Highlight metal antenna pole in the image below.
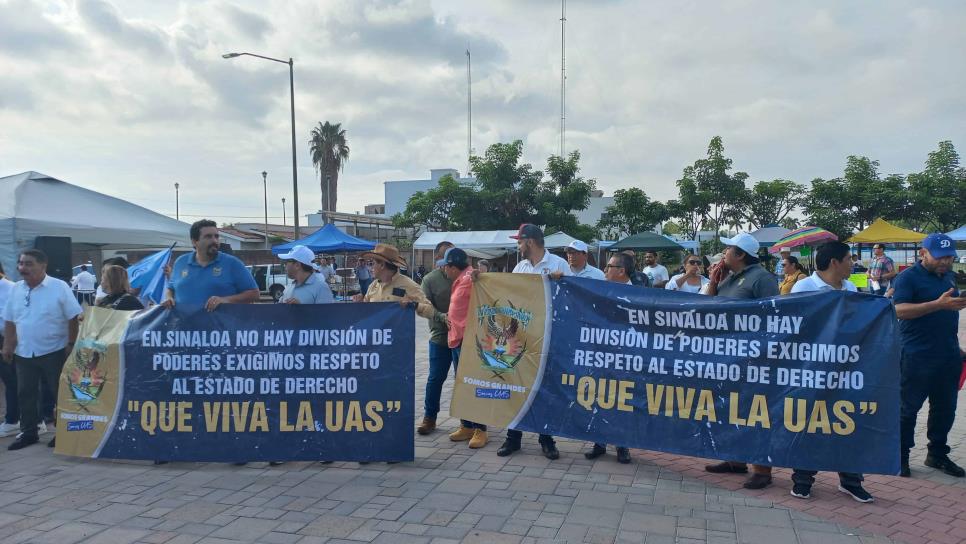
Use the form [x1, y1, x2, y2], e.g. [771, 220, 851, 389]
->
[560, 0, 567, 158]
[467, 48, 472, 176]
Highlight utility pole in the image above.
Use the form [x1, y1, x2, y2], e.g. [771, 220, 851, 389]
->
[262, 171, 269, 250]
[560, 0, 567, 158]
[282, 197, 286, 225]
[467, 48, 472, 176]
[174, 182, 180, 221]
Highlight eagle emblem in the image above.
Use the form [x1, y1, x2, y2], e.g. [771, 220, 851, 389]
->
[475, 301, 529, 379]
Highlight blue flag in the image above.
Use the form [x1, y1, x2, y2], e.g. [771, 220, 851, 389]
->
[127, 245, 174, 305]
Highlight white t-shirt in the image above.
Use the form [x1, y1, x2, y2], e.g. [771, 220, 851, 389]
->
[642, 264, 670, 285]
[72, 270, 96, 291]
[665, 273, 710, 294]
[790, 272, 857, 293]
[2, 275, 83, 357]
[513, 250, 571, 276]
[571, 264, 606, 280]
[0, 277, 14, 329]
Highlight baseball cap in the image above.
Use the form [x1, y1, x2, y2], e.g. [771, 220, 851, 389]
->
[779, 247, 791, 253]
[565, 240, 589, 253]
[922, 233, 957, 258]
[510, 223, 544, 242]
[278, 245, 320, 271]
[719, 232, 759, 257]
[436, 247, 469, 268]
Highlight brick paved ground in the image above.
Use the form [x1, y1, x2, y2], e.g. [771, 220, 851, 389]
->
[0, 314, 963, 544]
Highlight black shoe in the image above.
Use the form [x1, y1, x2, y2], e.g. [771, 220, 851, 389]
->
[496, 440, 520, 457]
[742, 473, 772, 490]
[705, 461, 748, 474]
[319, 461, 333, 464]
[899, 460, 910, 477]
[616, 447, 631, 464]
[153, 460, 169, 465]
[584, 444, 606, 460]
[839, 483, 874, 503]
[790, 483, 811, 499]
[269, 462, 285, 466]
[232, 462, 248, 466]
[47, 437, 55, 448]
[924, 454, 966, 477]
[8, 435, 38, 450]
[541, 442, 560, 460]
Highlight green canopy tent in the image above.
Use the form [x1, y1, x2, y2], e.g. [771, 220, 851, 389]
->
[608, 232, 685, 251]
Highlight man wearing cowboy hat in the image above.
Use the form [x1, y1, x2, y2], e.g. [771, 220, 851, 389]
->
[278, 245, 334, 304]
[353, 244, 445, 325]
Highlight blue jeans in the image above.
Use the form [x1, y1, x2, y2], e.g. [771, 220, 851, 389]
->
[424, 342, 456, 419]
[452, 346, 485, 430]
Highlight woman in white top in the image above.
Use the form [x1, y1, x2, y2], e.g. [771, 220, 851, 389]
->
[666, 254, 710, 294]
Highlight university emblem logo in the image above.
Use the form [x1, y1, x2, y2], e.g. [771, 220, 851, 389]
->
[66, 338, 108, 406]
[474, 301, 532, 378]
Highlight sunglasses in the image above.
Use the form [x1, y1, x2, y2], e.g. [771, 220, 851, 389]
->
[686, 260, 702, 265]
[604, 264, 622, 269]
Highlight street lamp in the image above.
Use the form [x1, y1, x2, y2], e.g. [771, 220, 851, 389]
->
[174, 182, 180, 221]
[223, 51, 301, 238]
[262, 171, 269, 250]
[282, 197, 286, 225]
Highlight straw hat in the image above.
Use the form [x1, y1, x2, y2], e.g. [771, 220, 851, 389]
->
[362, 243, 408, 269]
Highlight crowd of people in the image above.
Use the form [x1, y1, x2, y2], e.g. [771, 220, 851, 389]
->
[1, 218, 963, 506]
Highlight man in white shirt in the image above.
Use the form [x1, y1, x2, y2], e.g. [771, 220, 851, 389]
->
[564, 240, 605, 280]
[317, 256, 336, 283]
[2, 249, 82, 450]
[71, 265, 96, 305]
[500, 224, 570, 460]
[642, 251, 670, 288]
[786, 241, 872, 503]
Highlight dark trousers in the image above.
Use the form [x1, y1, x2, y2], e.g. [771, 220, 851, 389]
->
[0, 359, 20, 424]
[900, 358, 960, 458]
[506, 429, 554, 445]
[792, 469, 863, 488]
[16, 349, 65, 439]
[424, 342, 455, 419]
[451, 346, 485, 430]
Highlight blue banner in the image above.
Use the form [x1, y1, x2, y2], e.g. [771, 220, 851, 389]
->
[89, 302, 414, 462]
[512, 277, 900, 475]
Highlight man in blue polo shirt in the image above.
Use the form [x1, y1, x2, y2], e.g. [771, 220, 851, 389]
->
[893, 233, 966, 478]
[163, 219, 259, 310]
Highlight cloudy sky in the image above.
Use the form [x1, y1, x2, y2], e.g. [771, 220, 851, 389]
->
[1, 0, 964, 226]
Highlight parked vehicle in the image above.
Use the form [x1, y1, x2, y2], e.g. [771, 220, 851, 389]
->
[248, 264, 293, 302]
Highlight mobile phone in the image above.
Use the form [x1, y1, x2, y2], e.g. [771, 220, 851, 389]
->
[392, 287, 407, 298]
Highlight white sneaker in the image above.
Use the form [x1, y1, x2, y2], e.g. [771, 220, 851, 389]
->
[0, 421, 20, 437]
[38, 421, 50, 434]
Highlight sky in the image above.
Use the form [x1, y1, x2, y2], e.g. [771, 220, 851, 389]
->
[1, 0, 964, 226]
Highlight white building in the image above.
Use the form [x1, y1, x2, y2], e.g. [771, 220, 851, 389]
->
[384, 168, 474, 217]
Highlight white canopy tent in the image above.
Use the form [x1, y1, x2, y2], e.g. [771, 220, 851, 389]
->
[1, 171, 192, 280]
[413, 230, 519, 251]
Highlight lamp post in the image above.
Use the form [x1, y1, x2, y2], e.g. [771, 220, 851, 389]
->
[262, 171, 269, 250]
[282, 197, 286, 225]
[174, 182, 180, 220]
[223, 51, 300, 238]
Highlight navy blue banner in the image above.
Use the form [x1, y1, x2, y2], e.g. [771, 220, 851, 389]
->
[95, 303, 414, 462]
[514, 277, 900, 475]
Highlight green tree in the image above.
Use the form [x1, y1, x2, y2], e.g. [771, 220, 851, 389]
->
[668, 171, 710, 241]
[842, 155, 906, 230]
[907, 141, 966, 232]
[391, 175, 475, 231]
[596, 188, 670, 240]
[693, 136, 749, 234]
[804, 177, 854, 240]
[538, 151, 598, 241]
[309, 121, 350, 212]
[737, 179, 806, 230]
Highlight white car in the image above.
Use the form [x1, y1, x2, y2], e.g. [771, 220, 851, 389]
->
[247, 264, 294, 302]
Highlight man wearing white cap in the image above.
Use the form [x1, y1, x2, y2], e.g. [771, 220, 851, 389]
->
[704, 231, 780, 489]
[278, 245, 334, 304]
[564, 240, 605, 280]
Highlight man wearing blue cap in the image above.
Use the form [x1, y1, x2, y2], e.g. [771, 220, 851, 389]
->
[893, 233, 966, 478]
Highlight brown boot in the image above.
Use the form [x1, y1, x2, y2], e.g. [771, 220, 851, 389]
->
[449, 426, 475, 442]
[416, 417, 436, 435]
[468, 429, 488, 449]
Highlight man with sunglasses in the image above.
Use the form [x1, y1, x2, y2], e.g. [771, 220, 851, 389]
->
[2, 249, 82, 450]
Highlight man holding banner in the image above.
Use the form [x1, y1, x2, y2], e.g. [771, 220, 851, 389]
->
[418, 241, 455, 436]
[163, 220, 258, 310]
[788, 241, 873, 502]
[498, 223, 570, 460]
[704, 232, 780, 489]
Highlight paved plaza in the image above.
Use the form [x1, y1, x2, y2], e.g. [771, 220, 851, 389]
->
[0, 315, 964, 544]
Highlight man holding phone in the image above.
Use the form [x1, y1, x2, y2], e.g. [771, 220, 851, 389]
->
[352, 243, 444, 324]
[893, 233, 966, 478]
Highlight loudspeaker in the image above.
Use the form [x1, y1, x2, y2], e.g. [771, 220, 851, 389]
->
[34, 236, 72, 282]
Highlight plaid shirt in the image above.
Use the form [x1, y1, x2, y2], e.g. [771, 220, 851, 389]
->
[868, 255, 895, 281]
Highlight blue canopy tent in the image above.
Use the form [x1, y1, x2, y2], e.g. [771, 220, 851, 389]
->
[946, 225, 966, 241]
[271, 223, 375, 254]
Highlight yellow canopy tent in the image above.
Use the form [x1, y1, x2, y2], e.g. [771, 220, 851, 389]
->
[848, 218, 926, 244]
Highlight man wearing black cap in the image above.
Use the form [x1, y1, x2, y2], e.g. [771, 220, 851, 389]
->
[894, 233, 966, 478]
[498, 223, 570, 460]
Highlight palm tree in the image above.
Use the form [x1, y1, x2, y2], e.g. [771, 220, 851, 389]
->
[308, 121, 350, 212]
